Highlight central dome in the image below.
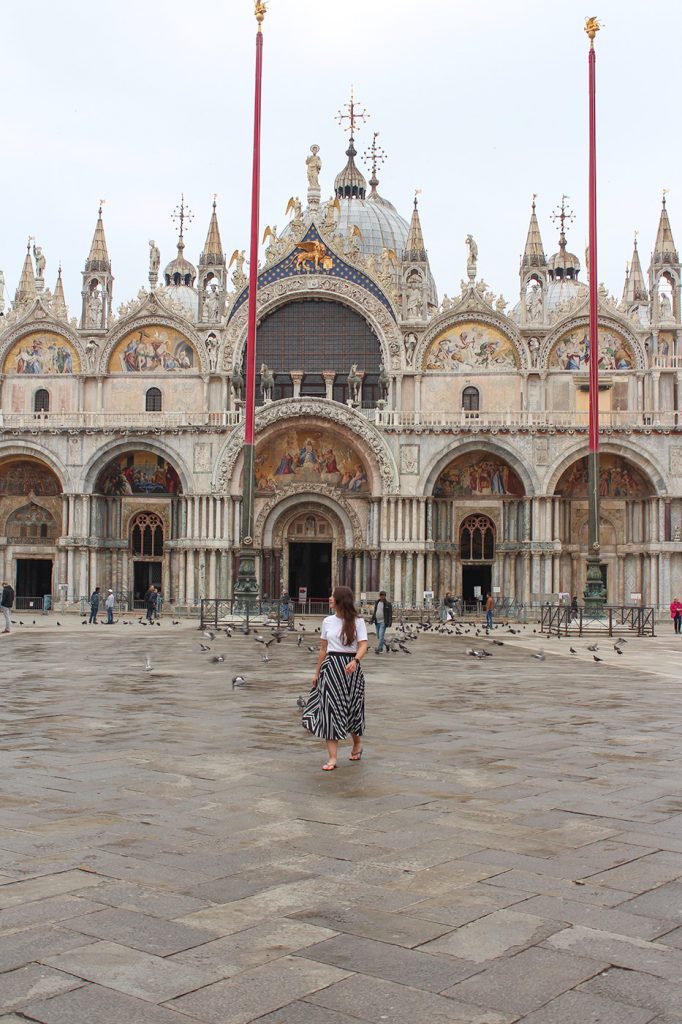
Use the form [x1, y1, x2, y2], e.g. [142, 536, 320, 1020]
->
[323, 193, 410, 257]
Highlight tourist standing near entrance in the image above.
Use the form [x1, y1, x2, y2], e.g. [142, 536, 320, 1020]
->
[671, 597, 682, 634]
[145, 585, 157, 623]
[371, 590, 392, 652]
[105, 589, 115, 624]
[1, 581, 14, 634]
[89, 587, 100, 624]
[485, 592, 494, 629]
[305, 586, 368, 771]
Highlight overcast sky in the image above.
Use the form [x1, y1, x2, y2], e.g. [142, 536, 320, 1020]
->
[1, 0, 677, 316]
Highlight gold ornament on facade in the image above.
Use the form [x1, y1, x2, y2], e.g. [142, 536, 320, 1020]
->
[294, 240, 333, 273]
[584, 16, 601, 44]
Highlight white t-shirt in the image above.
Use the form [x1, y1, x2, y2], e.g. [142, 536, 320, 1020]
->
[321, 614, 368, 653]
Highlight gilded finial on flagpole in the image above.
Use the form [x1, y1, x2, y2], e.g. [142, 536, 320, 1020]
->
[255, 1, 267, 30]
[585, 16, 601, 47]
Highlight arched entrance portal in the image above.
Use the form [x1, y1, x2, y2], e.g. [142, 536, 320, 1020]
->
[130, 511, 165, 603]
[460, 514, 496, 602]
[286, 511, 333, 601]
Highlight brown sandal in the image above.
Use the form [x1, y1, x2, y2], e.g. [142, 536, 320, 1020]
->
[349, 749, 363, 761]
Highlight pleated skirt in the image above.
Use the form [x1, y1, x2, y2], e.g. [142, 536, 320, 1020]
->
[303, 652, 365, 740]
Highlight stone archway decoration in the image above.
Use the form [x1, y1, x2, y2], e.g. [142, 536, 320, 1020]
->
[213, 398, 400, 495]
[273, 503, 346, 550]
[99, 301, 208, 375]
[254, 484, 364, 549]
[541, 313, 646, 372]
[0, 319, 84, 375]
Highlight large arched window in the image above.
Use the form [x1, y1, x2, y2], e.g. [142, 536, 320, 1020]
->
[246, 299, 383, 405]
[462, 386, 479, 412]
[460, 514, 495, 561]
[34, 389, 50, 414]
[145, 387, 162, 412]
[131, 512, 164, 556]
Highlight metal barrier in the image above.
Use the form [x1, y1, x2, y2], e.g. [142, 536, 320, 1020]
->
[15, 595, 51, 612]
[200, 598, 289, 630]
[541, 605, 655, 637]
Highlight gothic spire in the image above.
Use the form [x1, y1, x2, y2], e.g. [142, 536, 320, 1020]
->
[52, 265, 68, 318]
[85, 202, 111, 273]
[15, 240, 36, 304]
[403, 191, 427, 262]
[200, 198, 225, 264]
[623, 233, 648, 305]
[521, 195, 547, 269]
[652, 192, 679, 266]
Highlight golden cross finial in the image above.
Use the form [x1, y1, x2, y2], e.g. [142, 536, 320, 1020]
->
[551, 194, 575, 239]
[171, 193, 194, 241]
[362, 131, 386, 177]
[336, 86, 369, 139]
[27, 235, 34, 252]
[98, 198, 105, 216]
[414, 187, 422, 209]
[531, 192, 538, 210]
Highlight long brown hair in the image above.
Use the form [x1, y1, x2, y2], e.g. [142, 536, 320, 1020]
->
[333, 585, 358, 647]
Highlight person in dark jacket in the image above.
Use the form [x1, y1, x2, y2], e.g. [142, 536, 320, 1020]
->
[145, 585, 158, 622]
[89, 587, 100, 624]
[1, 581, 14, 634]
[370, 590, 393, 653]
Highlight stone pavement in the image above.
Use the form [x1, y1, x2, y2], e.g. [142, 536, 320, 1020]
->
[2, 615, 682, 1022]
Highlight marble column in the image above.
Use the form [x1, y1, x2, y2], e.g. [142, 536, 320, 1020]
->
[186, 549, 195, 606]
[322, 372, 336, 400]
[291, 371, 303, 399]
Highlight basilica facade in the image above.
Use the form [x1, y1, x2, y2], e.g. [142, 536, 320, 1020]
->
[0, 131, 680, 612]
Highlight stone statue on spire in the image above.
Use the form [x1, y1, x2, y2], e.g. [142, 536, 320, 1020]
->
[148, 240, 160, 289]
[306, 145, 321, 190]
[465, 234, 478, 282]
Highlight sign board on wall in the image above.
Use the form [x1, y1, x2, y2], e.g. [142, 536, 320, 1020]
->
[298, 587, 307, 603]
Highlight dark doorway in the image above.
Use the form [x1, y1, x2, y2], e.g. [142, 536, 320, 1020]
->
[133, 562, 162, 604]
[461, 564, 492, 603]
[600, 563, 608, 600]
[15, 559, 52, 604]
[288, 543, 332, 601]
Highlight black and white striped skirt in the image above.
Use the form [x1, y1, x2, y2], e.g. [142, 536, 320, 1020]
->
[303, 652, 365, 740]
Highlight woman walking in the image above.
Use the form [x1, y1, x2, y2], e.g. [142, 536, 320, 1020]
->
[306, 586, 368, 771]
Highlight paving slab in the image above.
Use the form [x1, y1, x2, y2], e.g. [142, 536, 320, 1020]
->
[6, 624, 682, 1022]
[0, 964, 84, 1014]
[515, 988, 656, 1023]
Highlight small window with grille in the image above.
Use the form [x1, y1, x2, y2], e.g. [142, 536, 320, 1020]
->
[462, 386, 480, 412]
[145, 387, 162, 412]
[34, 389, 50, 413]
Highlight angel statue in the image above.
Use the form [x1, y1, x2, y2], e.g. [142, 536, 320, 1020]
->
[148, 240, 160, 279]
[230, 365, 244, 403]
[347, 363, 362, 405]
[33, 243, 46, 280]
[229, 249, 247, 289]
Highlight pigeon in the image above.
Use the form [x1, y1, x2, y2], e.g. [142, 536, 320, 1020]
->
[156, 621, 161, 627]
[262, 652, 270, 663]
[307, 645, 317, 653]
[532, 650, 546, 661]
[144, 655, 152, 673]
[296, 695, 306, 710]
[57, 621, 62, 626]
[32, 619, 36, 626]
[199, 643, 211, 652]
[224, 627, 233, 637]
[212, 655, 225, 663]
[254, 634, 265, 643]
[172, 619, 180, 625]
[467, 648, 488, 659]
[232, 675, 246, 689]
[570, 647, 577, 654]
[593, 655, 603, 663]
[615, 647, 624, 655]
[297, 635, 303, 647]
[203, 630, 216, 641]
[81, 619, 87, 625]
[492, 639, 504, 646]
[587, 644, 599, 652]
[615, 637, 627, 644]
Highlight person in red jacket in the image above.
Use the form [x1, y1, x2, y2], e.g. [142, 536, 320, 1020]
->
[670, 598, 682, 634]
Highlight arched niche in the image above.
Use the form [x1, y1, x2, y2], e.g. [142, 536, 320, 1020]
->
[3, 331, 80, 374]
[108, 326, 197, 373]
[253, 424, 371, 496]
[433, 451, 525, 498]
[423, 320, 520, 372]
[0, 457, 62, 497]
[95, 451, 182, 496]
[6, 502, 59, 542]
[554, 454, 654, 499]
[549, 326, 635, 371]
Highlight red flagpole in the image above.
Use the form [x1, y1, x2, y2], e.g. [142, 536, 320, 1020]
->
[588, 40, 599, 453]
[244, 8, 264, 449]
[584, 17, 605, 612]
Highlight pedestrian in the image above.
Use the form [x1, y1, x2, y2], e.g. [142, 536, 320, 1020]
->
[443, 591, 456, 622]
[105, 588, 115, 624]
[1, 580, 15, 634]
[89, 587, 100, 624]
[281, 591, 290, 623]
[570, 595, 579, 621]
[370, 589, 392, 652]
[485, 592, 494, 629]
[144, 584, 157, 623]
[670, 597, 682, 635]
[305, 585, 368, 771]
